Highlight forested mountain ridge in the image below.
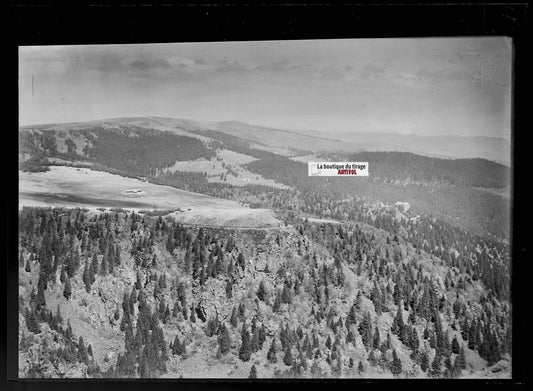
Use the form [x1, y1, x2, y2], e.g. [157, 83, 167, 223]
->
[18, 207, 511, 378]
[345, 152, 509, 189]
[19, 125, 217, 177]
[243, 155, 510, 240]
[18, 122, 510, 240]
[19, 121, 510, 190]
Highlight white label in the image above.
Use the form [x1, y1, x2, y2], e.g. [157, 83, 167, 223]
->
[308, 162, 369, 177]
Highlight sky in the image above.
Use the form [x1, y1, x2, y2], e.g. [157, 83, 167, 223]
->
[19, 38, 512, 139]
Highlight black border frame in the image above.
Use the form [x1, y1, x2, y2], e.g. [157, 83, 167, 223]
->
[4, 1, 531, 390]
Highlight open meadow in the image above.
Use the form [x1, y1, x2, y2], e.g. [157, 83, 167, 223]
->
[19, 166, 281, 228]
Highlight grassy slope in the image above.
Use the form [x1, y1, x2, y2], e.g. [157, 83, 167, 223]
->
[19, 166, 281, 228]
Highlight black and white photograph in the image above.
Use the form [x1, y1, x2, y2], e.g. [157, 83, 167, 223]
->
[17, 37, 512, 379]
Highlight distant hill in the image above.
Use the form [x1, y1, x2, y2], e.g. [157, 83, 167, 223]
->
[20, 117, 511, 165]
[211, 123, 511, 166]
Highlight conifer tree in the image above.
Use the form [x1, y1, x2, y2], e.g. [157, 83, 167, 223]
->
[299, 347, 308, 371]
[237, 252, 245, 270]
[391, 349, 403, 375]
[70, 250, 81, 277]
[225, 279, 233, 299]
[259, 324, 266, 348]
[238, 302, 245, 320]
[373, 327, 381, 350]
[346, 304, 357, 327]
[251, 327, 260, 353]
[392, 303, 405, 337]
[431, 353, 442, 377]
[139, 351, 150, 378]
[100, 253, 108, 276]
[230, 306, 239, 328]
[115, 245, 121, 266]
[239, 324, 252, 362]
[368, 350, 376, 366]
[218, 323, 231, 354]
[187, 304, 195, 323]
[25, 307, 41, 334]
[78, 336, 89, 363]
[273, 292, 281, 313]
[55, 304, 63, 325]
[420, 350, 429, 372]
[267, 338, 278, 363]
[108, 248, 114, 275]
[457, 344, 466, 370]
[81, 233, 88, 254]
[360, 312, 373, 349]
[36, 274, 47, 311]
[38, 234, 53, 282]
[63, 277, 72, 300]
[257, 280, 267, 302]
[171, 335, 180, 356]
[227, 259, 234, 277]
[444, 355, 453, 376]
[372, 284, 383, 315]
[249, 364, 258, 379]
[91, 252, 99, 276]
[283, 344, 293, 366]
[205, 317, 218, 337]
[451, 335, 460, 354]
[334, 353, 343, 377]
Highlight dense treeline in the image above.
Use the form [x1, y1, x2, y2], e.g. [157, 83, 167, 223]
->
[19, 208, 510, 378]
[18, 207, 115, 377]
[189, 129, 283, 160]
[153, 171, 210, 192]
[284, 217, 510, 373]
[19, 126, 217, 177]
[279, 195, 510, 303]
[243, 156, 509, 239]
[19, 154, 50, 172]
[246, 152, 510, 191]
[19, 131, 59, 157]
[343, 152, 510, 189]
[80, 127, 216, 176]
[18, 208, 249, 378]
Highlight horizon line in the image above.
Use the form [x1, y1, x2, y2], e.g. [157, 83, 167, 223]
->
[19, 115, 511, 141]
